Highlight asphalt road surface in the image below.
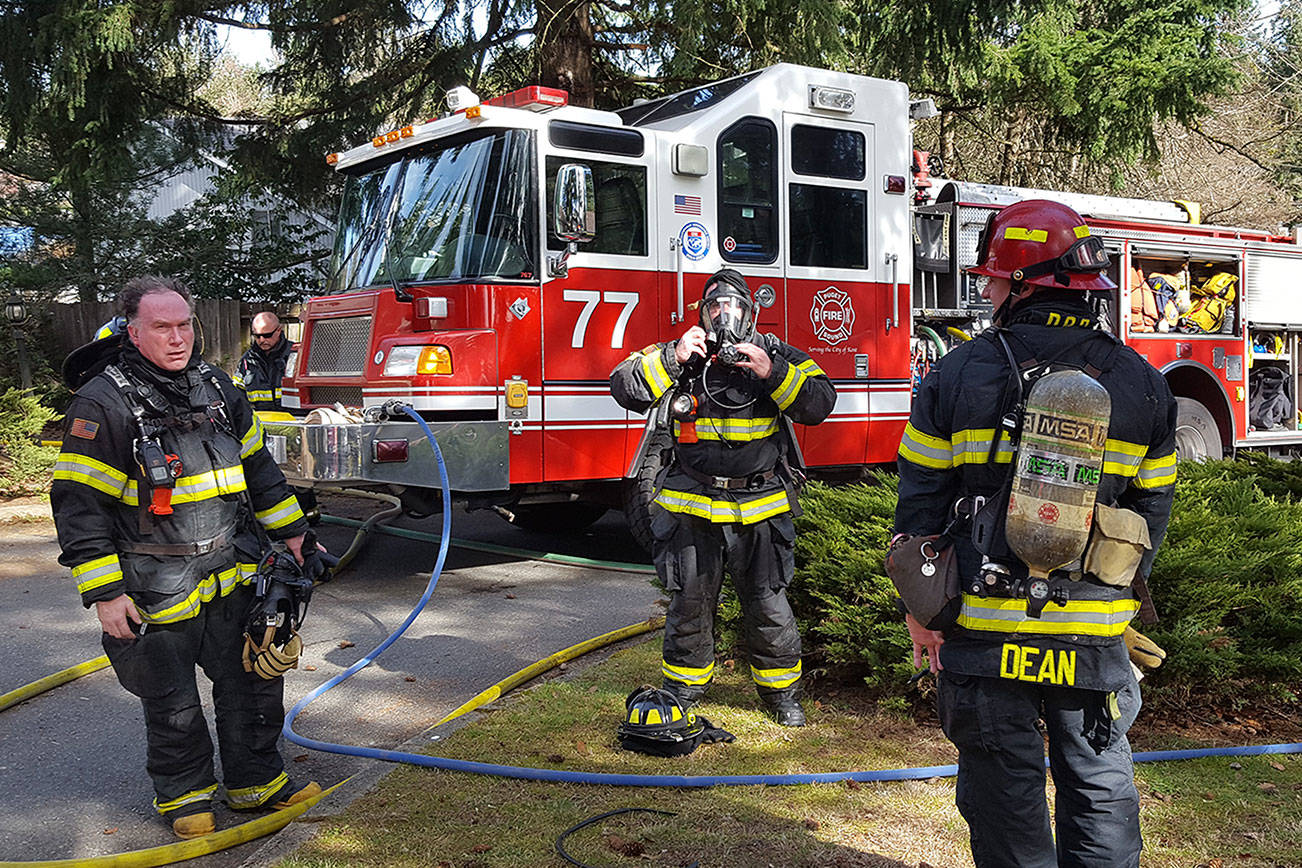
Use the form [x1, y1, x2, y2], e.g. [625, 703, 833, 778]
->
[0, 496, 662, 866]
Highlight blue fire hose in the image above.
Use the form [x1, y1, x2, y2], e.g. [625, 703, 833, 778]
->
[283, 404, 1302, 785]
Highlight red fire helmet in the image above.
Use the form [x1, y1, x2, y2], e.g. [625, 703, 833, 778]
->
[969, 199, 1116, 292]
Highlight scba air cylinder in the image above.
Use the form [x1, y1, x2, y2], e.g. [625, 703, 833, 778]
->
[1005, 370, 1111, 580]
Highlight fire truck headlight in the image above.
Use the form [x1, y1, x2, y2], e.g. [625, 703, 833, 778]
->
[284, 350, 298, 378]
[383, 345, 453, 377]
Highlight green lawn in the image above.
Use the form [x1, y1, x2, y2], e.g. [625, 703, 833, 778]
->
[274, 637, 1301, 867]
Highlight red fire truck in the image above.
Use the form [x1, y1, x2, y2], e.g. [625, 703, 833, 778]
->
[267, 63, 1302, 542]
[912, 180, 1302, 464]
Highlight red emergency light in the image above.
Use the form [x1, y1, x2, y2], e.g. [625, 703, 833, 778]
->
[485, 86, 569, 111]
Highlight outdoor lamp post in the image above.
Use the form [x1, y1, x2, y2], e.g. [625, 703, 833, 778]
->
[4, 292, 32, 390]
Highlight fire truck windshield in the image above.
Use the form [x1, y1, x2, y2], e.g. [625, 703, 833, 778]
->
[328, 129, 537, 292]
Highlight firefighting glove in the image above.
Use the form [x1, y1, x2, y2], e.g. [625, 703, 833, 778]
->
[1123, 626, 1167, 670]
[298, 531, 337, 585]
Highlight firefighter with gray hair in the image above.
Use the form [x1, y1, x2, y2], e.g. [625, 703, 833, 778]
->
[892, 200, 1178, 866]
[611, 268, 835, 726]
[51, 276, 324, 839]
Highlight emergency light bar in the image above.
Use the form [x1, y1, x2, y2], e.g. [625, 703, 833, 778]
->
[485, 86, 569, 111]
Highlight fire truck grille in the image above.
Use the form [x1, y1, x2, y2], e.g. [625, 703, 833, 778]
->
[306, 316, 372, 375]
[308, 386, 364, 407]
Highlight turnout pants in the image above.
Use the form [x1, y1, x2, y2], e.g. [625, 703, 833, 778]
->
[937, 671, 1143, 868]
[102, 584, 289, 816]
[652, 509, 801, 698]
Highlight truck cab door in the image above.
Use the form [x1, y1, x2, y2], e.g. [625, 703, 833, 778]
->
[540, 144, 658, 482]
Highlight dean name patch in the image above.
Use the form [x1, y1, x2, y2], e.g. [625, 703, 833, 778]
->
[999, 643, 1077, 686]
[69, 418, 100, 440]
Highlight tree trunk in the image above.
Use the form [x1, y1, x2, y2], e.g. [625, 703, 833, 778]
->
[535, 0, 595, 107]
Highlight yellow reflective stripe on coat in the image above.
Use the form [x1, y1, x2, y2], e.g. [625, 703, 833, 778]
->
[1102, 438, 1146, 477]
[232, 370, 247, 388]
[139, 563, 258, 624]
[678, 416, 778, 442]
[663, 659, 714, 686]
[956, 594, 1140, 637]
[155, 784, 219, 814]
[1135, 450, 1177, 488]
[654, 488, 791, 524]
[72, 553, 124, 594]
[226, 771, 290, 809]
[952, 428, 1014, 465]
[770, 362, 811, 411]
[53, 453, 129, 498]
[245, 389, 277, 403]
[897, 422, 954, 469]
[119, 464, 248, 508]
[240, 416, 265, 458]
[750, 660, 801, 689]
[640, 349, 673, 400]
[256, 494, 305, 530]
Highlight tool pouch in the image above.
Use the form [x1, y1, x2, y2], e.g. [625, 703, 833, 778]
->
[885, 532, 962, 630]
[1083, 504, 1151, 587]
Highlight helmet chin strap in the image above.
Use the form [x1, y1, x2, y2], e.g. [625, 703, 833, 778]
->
[992, 280, 1030, 327]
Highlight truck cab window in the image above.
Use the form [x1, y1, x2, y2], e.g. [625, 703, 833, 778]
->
[545, 158, 647, 256]
[717, 119, 778, 263]
[791, 125, 865, 180]
[789, 185, 867, 268]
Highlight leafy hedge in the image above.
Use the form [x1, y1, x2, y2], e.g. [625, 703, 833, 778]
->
[0, 388, 56, 497]
[715, 460, 1302, 707]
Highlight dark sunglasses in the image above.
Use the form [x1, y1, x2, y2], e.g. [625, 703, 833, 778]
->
[252, 327, 281, 338]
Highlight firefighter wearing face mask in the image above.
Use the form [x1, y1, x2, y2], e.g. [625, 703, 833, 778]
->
[610, 268, 835, 726]
[894, 200, 1178, 866]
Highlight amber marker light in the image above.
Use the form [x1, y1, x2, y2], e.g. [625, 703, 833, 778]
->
[417, 346, 453, 375]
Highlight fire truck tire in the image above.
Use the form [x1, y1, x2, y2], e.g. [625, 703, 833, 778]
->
[511, 503, 609, 534]
[1174, 397, 1223, 462]
[622, 429, 672, 553]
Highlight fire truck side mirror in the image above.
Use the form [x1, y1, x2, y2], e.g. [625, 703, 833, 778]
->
[554, 164, 596, 244]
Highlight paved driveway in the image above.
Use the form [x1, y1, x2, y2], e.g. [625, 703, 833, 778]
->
[0, 500, 661, 865]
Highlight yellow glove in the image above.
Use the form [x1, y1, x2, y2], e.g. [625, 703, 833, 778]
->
[1123, 626, 1167, 670]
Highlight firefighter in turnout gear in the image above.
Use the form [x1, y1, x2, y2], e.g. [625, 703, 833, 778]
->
[51, 277, 322, 839]
[894, 200, 1178, 866]
[234, 311, 294, 411]
[610, 269, 835, 727]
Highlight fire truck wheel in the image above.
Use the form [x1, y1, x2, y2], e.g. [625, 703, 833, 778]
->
[511, 503, 609, 534]
[1174, 397, 1222, 462]
[622, 430, 672, 553]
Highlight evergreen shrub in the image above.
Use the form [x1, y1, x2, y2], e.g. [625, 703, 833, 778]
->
[0, 388, 57, 496]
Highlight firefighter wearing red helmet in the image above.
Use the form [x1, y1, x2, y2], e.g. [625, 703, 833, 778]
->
[610, 268, 835, 726]
[893, 200, 1179, 865]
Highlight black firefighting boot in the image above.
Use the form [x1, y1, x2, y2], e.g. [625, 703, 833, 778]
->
[660, 680, 706, 709]
[762, 690, 806, 727]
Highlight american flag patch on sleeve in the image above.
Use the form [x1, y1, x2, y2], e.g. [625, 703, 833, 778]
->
[69, 418, 100, 440]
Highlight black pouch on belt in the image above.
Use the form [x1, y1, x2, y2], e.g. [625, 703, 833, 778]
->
[885, 530, 962, 630]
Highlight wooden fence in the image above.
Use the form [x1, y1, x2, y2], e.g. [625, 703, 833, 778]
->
[50, 300, 292, 372]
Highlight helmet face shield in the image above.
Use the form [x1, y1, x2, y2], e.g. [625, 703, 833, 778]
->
[1056, 235, 1110, 273]
[705, 295, 753, 343]
[700, 269, 756, 344]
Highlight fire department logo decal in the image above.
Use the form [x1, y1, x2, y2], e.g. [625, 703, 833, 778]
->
[678, 222, 710, 261]
[810, 286, 855, 345]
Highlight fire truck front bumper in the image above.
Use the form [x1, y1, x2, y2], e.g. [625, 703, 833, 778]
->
[261, 418, 509, 492]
